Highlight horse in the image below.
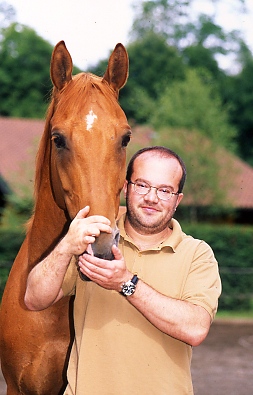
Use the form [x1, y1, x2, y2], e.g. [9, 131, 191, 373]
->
[0, 40, 130, 395]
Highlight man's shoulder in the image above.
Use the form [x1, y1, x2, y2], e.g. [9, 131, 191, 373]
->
[179, 231, 215, 258]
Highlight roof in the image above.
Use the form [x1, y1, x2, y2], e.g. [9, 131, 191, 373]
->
[226, 153, 253, 209]
[0, 117, 44, 196]
[0, 118, 253, 209]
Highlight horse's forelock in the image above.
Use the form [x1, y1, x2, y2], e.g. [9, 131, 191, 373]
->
[59, 73, 117, 114]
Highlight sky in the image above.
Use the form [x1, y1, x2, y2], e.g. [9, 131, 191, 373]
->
[7, 0, 253, 72]
[8, 0, 135, 70]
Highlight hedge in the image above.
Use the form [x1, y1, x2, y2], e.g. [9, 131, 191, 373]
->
[0, 228, 25, 297]
[1, 224, 253, 311]
[181, 222, 253, 310]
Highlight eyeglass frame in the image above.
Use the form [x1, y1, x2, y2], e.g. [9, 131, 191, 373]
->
[128, 180, 179, 201]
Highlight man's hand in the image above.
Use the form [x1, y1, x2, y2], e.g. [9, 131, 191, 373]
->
[24, 206, 113, 310]
[63, 206, 113, 256]
[78, 245, 132, 292]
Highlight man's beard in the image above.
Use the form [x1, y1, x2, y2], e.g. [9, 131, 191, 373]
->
[125, 196, 172, 235]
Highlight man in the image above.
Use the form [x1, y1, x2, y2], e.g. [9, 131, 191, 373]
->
[25, 146, 221, 395]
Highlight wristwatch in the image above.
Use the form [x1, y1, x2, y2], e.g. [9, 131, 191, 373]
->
[121, 274, 139, 297]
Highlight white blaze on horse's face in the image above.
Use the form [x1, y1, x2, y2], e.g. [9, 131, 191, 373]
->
[85, 109, 98, 131]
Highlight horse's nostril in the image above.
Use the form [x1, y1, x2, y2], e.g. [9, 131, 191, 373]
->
[114, 228, 120, 247]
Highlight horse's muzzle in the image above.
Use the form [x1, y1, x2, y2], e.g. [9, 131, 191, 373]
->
[91, 225, 120, 260]
[78, 226, 120, 281]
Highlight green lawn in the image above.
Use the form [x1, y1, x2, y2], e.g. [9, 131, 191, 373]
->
[216, 310, 253, 320]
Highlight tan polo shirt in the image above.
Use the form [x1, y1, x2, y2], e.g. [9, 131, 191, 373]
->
[62, 216, 221, 395]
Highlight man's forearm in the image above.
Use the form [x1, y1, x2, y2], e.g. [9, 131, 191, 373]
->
[127, 280, 211, 347]
[24, 240, 72, 311]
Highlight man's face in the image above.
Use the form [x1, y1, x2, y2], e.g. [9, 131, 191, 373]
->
[124, 153, 183, 235]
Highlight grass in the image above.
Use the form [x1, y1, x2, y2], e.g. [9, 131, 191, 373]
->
[216, 310, 253, 320]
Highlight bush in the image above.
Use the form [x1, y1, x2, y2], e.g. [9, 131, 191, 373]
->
[0, 228, 25, 297]
[181, 222, 253, 311]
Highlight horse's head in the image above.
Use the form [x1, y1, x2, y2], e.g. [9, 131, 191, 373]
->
[48, 41, 131, 259]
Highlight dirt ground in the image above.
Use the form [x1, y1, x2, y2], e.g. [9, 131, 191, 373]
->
[0, 319, 252, 395]
[192, 319, 253, 395]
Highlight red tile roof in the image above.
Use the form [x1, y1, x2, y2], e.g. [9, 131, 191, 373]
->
[226, 154, 253, 209]
[0, 117, 44, 196]
[1, 118, 253, 209]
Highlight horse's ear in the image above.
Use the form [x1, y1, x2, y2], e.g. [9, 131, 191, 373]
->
[50, 41, 73, 91]
[103, 43, 129, 96]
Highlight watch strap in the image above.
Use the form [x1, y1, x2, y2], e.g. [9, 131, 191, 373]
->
[131, 274, 139, 285]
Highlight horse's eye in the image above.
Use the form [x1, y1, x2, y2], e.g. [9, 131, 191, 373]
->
[52, 133, 66, 149]
[122, 133, 131, 148]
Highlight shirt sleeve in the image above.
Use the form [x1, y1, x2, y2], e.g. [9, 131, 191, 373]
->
[62, 255, 78, 296]
[181, 240, 222, 321]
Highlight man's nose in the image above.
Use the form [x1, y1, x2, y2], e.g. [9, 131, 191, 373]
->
[144, 187, 159, 202]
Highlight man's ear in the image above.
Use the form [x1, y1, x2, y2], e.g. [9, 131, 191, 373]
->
[176, 193, 184, 208]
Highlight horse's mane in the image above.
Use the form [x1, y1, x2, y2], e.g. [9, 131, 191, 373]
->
[32, 73, 117, 209]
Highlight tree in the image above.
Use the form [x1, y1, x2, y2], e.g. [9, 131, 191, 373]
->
[152, 127, 235, 222]
[121, 33, 187, 122]
[227, 58, 253, 165]
[149, 68, 237, 151]
[90, 32, 186, 123]
[130, 0, 193, 46]
[0, 22, 82, 118]
[130, 0, 246, 50]
[0, 23, 53, 117]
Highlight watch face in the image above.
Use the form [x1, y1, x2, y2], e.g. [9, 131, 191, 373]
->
[122, 282, 135, 296]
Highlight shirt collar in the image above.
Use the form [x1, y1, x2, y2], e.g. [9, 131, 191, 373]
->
[117, 213, 183, 252]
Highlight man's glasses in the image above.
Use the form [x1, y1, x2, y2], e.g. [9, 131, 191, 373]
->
[128, 181, 179, 201]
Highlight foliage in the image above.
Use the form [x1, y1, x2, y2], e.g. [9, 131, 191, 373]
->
[0, 23, 53, 117]
[0, 190, 33, 231]
[181, 13, 245, 71]
[181, 222, 253, 311]
[90, 32, 186, 123]
[131, 1, 246, 62]
[130, 0, 193, 46]
[224, 57, 253, 165]
[127, 32, 186, 98]
[127, 0, 253, 165]
[0, 22, 82, 119]
[0, 189, 32, 297]
[0, 227, 25, 297]
[151, 127, 234, 211]
[150, 68, 237, 151]
[182, 44, 222, 80]
[0, 227, 25, 261]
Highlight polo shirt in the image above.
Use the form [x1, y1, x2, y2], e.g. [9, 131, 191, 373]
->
[62, 215, 221, 394]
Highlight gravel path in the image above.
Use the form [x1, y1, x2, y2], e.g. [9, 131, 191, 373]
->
[1, 319, 252, 394]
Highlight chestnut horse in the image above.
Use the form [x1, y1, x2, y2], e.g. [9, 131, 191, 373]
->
[0, 41, 130, 394]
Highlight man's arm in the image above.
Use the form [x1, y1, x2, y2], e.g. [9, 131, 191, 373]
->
[24, 206, 112, 311]
[78, 245, 217, 347]
[125, 280, 211, 347]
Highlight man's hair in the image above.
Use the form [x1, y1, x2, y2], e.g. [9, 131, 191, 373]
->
[126, 146, 187, 193]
